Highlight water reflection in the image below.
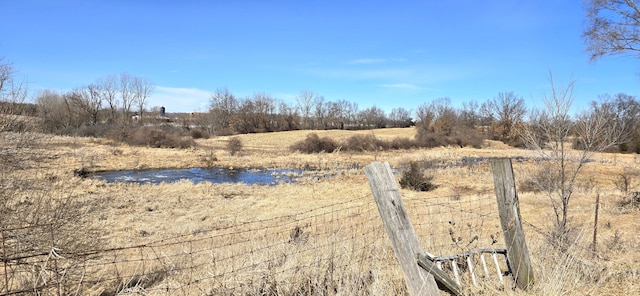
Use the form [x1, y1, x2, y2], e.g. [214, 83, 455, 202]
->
[94, 167, 302, 186]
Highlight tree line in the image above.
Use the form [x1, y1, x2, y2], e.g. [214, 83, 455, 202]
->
[1, 56, 640, 153]
[201, 87, 640, 153]
[34, 73, 154, 133]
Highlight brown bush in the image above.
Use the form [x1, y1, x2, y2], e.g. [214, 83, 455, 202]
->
[342, 134, 381, 152]
[342, 135, 417, 152]
[292, 134, 419, 154]
[189, 128, 210, 139]
[455, 129, 485, 148]
[214, 128, 235, 136]
[518, 162, 560, 193]
[290, 133, 338, 153]
[399, 161, 437, 192]
[125, 126, 195, 148]
[227, 136, 243, 156]
[415, 131, 447, 148]
[389, 137, 416, 150]
[415, 129, 484, 149]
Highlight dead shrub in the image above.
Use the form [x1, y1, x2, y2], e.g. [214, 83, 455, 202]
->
[389, 137, 416, 150]
[200, 147, 218, 167]
[227, 136, 243, 156]
[604, 230, 626, 253]
[454, 129, 485, 148]
[414, 132, 441, 148]
[342, 135, 415, 151]
[0, 132, 106, 293]
[290, 133, 338, 153]
[189, 128, 210, 139]
[548, 224, 580, 253]
[214, 128, 235, 136]
[399, 161, 437, 192]
[518, 162, 560, 193]
[57, 124, 113, 138]
[619, 191, 640, 209]
[415, 125, 485, 149]
[614, 167, 639, 194]
[342, 134, 380, 152]
[125, 126, 195, 148]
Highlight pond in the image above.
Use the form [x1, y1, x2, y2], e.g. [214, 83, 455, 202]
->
[94, 167, 303, 186]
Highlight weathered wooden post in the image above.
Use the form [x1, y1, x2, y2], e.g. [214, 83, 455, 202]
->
[490, 158, 534, 289]
[364, 162, 440, 296]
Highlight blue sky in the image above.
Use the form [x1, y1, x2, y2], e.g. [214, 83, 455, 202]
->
[3, 0, 640, 113]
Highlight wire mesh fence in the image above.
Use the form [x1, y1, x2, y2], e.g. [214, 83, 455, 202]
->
[1, 224, 59, 295]
[2, 190, 509, 295]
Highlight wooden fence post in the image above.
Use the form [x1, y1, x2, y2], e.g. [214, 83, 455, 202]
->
[490, 158, 534, 289]
[364, 162, 440, 296]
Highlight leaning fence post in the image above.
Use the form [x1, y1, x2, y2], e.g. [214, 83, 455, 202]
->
[364, 162, 440, 296]
[490, 158, 534, 289]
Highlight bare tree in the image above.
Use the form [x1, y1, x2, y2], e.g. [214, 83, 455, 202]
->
[519, 72, 630, 236]
[36, 90, 68, 132]
[60, 86, 102, 127]
[0, 60, 29, 132]
[62, 88, 89, 128]
[230, 97, 253, 133]
[278, 100, 299, 131]
[296, 90, 317, 129]
[119, 73, 134, 123]
[209, 87, 238, 133]
[358, 106, 387, 129]
[575, 100, 631, 151]
[86, 84, 103, 125]
[230, 95, 277, 133]
[252, 92, 276, 131]
[132, 76, 154, 122]
[324, 101, 342, 129]
[458, 100, 480, 129]
[388, 107, 413, 128]
[313, 95, 326, 129]
[479, 101, 495, 127]
[583, 0, 640, 61]
[97, 75, 120, 123]
[599, 93, 640, 152]
[428, 97, 457, 136]
[520, 74, 576, 235]
[487, 92, 526, 143]
[415, 102, 436, 129]
[0, 58, 11, 92]
[341, 100, 358, 128]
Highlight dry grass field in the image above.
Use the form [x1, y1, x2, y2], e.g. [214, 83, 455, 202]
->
[2, 127, 639, 295]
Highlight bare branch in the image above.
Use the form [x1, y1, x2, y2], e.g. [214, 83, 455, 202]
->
[583, 0, 640, 61]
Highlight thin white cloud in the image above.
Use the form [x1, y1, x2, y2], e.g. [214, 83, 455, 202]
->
[309, 68, 412, 80]
[307, 59, 484, 85]
[347, 58, 406, 65]
[150, 86, 212, 113]
[347, 58, 387, 65]
[379, 83, 420, 89]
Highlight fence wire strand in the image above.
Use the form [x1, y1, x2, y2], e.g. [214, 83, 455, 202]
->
[2, 189, 508, 295]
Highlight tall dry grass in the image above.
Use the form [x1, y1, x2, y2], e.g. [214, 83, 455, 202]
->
[1, 128, 638, 295]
